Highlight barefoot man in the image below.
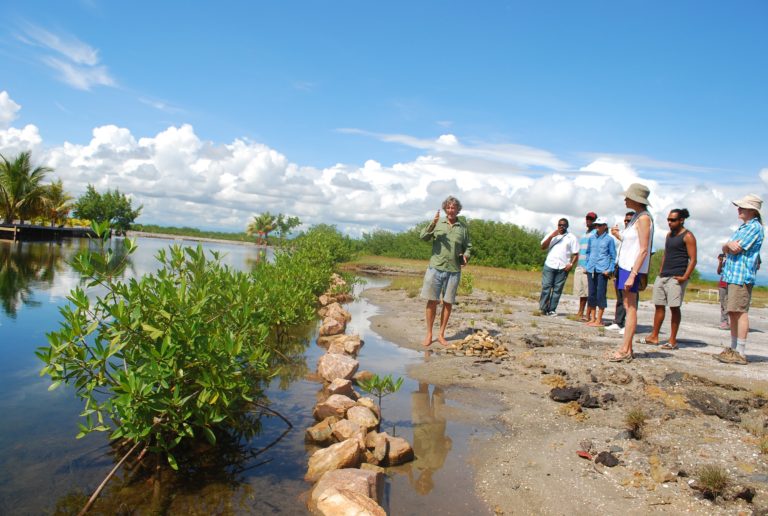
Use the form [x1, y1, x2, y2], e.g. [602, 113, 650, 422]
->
[420, 196, 472, 347]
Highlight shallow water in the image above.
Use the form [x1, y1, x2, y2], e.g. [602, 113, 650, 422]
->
[0, 238, 491, 515]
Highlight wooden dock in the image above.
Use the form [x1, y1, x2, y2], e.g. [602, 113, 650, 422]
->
[0, 224, 96, 241]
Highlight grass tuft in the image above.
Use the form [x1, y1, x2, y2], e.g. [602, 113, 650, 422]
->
[624, 407, 648, 439]
[696, 464, 730, 500]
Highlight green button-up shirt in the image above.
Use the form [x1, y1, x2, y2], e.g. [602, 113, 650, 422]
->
[420, 218, 472, 273]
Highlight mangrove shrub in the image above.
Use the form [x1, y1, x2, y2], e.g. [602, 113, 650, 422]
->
[37, 223, 347, 468]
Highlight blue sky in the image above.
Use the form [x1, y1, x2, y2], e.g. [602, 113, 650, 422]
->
[0, 0, 766, 274]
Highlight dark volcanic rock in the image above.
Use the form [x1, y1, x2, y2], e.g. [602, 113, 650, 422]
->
[594, 451, 619, 467]
[549, 386, 587, 402]
[686, 390, 750, 422]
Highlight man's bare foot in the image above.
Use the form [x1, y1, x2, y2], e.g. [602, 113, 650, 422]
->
[422, 335, 433, 347]
[437, 335, 449, 347]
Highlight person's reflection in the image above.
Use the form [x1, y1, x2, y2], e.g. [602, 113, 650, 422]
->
[409, 382, 452, 494]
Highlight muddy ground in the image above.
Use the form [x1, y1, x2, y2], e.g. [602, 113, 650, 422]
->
[361, 280, 768, 515]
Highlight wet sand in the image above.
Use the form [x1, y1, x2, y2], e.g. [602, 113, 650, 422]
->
[362, 284, 768, 515]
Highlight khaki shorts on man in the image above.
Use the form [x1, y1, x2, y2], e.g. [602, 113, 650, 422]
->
[726, 283, 753, 313]
[573, 266, 589, 297]
[651, 276, 688, 308]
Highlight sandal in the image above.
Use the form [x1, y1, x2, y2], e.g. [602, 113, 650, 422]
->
[607, 352, 634, 363]
[660, 343, 678, 350]
[637, 337, 660, 345]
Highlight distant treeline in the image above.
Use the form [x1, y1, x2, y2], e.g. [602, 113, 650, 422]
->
[132, 224, 251, 242]
[359, 218, 547, 270]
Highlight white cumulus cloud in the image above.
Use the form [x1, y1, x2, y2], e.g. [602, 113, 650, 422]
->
[0, 90, 765, 278]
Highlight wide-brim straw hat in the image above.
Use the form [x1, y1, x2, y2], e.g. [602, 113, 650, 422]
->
[622, 183, 652, 206]
[732, 194, 763, 221]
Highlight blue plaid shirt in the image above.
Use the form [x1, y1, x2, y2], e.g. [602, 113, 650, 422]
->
[722, 218, 764, 285]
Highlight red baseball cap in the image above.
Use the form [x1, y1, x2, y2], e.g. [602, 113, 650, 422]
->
[586, 212, 597, 220]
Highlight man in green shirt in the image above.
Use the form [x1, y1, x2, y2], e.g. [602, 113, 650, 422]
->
[419, 196, 472, 347]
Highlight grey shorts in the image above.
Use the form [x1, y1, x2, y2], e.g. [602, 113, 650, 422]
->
[421, 267, 460, 304]
[573, 267, 588, 297]
[652, 276, 688, 307]
[726, 283, 753, 313]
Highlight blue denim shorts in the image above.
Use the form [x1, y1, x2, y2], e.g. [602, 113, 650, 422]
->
[420, 267, 461, 304]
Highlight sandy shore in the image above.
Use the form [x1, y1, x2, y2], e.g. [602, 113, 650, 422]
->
[361, 282, 768, 515]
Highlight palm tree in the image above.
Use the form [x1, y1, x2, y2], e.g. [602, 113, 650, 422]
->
[0, 151, 53, 224]
[246, 212, 276, 246]
[42, 180, 74, 226]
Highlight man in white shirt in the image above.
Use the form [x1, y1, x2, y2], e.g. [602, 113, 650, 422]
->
[539, 218, 580, 316]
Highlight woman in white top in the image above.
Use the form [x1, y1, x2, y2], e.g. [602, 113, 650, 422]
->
[609, 183, 653, 362]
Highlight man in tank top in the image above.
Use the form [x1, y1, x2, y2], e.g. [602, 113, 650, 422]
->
[640, 209, 697, 349]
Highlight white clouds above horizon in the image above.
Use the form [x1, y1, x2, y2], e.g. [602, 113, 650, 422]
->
[16, 24, 115, 90]
[0, 90, 765, 276]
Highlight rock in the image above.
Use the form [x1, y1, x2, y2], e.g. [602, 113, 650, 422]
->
[733, 486, 756, 503]
[332, 419, 366, 443]
[383, 434, 414, 466]
[319, 317, 346, 336]
[356, 397, 381, 419]
[549, 386, 587, 402]
[327, 378, 357, 399]
[314, 394, 357, 420]
[317, 334, 364, 356]
[605, 368, 633, 385]
[305, 439, 363, 482]
[353, 370, 375, 385]
[325, 302, 352, 324]
[314, 487, 386, 516]
[686, 390, 750, 422]
[601, 393, 617, 404]
[306, 416, 339, 445]
[318, 354, 359, 382]
[360, 463, 386, 474]
[310, 468, 384, 508]
[364, 431, 389, 463]
[614, 430, 633, 440]
[594, 451, 619, 467]
[318, 294, 333, 307]
[347, 405, 379, 431]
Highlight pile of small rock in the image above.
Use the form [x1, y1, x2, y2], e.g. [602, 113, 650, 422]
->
[442, 329, 510, 359]
[305, 275, 414, 515]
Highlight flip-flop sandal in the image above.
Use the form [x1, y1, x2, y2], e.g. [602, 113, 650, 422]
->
[637, 337, 660, 345]
[608, 353, 634, 363]
[660, 343, 678, 350]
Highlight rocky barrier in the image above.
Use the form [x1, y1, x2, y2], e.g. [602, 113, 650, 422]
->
[304, 274, 415, 515]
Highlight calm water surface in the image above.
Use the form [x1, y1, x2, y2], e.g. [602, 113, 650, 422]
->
[0, 237, 491, 515]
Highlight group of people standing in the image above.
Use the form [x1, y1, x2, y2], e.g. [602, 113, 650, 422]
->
[539, 184, 764, 364]
[417, 187, 764, 367]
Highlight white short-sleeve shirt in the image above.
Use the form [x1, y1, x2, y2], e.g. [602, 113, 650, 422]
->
[542, 232, 580, 270]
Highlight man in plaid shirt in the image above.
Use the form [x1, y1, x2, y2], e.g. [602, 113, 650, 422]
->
[714, 194, 764, 365]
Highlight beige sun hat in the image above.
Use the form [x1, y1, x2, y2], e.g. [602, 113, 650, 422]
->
[622, 183, 652, 206]
[732, 193, 763, 220]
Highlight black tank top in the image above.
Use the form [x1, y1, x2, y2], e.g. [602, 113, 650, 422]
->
[660, 230, 690, 277]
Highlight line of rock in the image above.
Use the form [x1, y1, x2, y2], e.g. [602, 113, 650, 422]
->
[304, 274, 414, 515]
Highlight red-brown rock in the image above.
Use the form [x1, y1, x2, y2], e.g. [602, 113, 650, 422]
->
[305, 439, 362, 482]
[317, 353, 359, 382]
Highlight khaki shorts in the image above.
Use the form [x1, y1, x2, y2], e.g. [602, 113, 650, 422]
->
[726, 283, 753, 313]
[651, 276, 688, 307]
[573, 267, 589, 297]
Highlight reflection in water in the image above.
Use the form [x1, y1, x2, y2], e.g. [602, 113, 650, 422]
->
[0, 239, 135, 318]
[409, 382, 452, 494]
[0, 241, 66, 317]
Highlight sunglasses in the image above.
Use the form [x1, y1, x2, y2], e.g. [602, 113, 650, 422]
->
[557, 223, 567, 227]
[667, 218, 680, 222]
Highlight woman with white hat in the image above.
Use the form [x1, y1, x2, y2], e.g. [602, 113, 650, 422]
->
[714, 194, 764, 365]
[609, 183, 653, 362]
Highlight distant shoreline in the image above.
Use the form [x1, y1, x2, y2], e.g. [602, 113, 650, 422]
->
[125, 230, 262, 247]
